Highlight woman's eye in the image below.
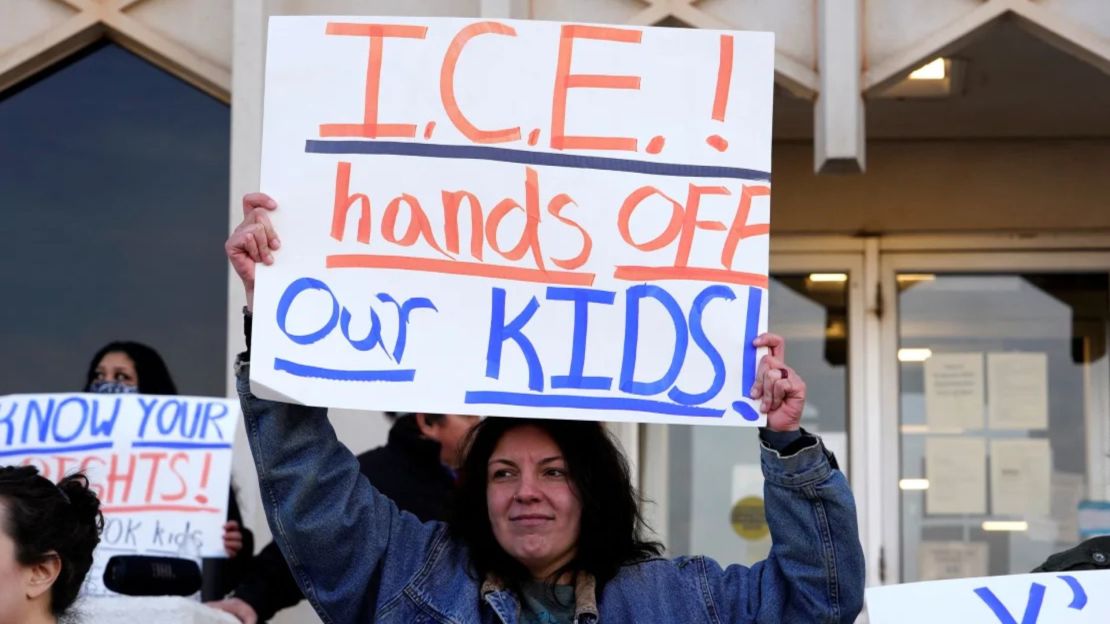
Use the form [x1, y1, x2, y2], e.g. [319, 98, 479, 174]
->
[491, 469, 514, 480]
[545, 468, 567, 478]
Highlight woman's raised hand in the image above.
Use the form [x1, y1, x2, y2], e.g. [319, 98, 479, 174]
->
[225, 193, 280, 310]
[750, 332, 806, 432]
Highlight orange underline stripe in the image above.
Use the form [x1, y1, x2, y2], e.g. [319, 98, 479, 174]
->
[102, 505, 221, 513]
[326, 254, 596, 286]
[613, 266, 768, 288]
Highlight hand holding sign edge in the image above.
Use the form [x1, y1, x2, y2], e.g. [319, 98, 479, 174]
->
[750, 332, 804, 432]
[227, 193, 280, 311]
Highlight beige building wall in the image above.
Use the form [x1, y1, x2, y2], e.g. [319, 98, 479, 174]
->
[772, 139, 1110, 234]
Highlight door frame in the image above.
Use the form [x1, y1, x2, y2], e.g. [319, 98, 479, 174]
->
[637, 241, 872, 574]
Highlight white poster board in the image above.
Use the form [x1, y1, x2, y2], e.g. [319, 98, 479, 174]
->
[252, 16, 774, 426]
[868, 570, 1109, 624]
[0, 393, 239, 597]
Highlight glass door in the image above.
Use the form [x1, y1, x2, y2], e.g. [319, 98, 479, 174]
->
[640, 252, 866, 567]
[881, 252, 1110, 583]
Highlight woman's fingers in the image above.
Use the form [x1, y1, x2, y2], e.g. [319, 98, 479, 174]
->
[752, 332, 786, 360]
[238, 227, 260, 262]
[770, 368, 792, 411]
[248, 223, 273, 264]
[242, 193, 277, 218]
[251, 208, 280, 251]
[751, 354, 784, 399]
[761, 367, 783, 412]
[750, 333, 787, 400]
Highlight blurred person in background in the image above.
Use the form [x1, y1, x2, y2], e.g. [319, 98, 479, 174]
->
[208, 407, 478, 624]
[82, 341, 254, 600]
[0, 466, 103, 624]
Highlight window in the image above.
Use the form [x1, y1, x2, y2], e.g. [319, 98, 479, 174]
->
[0, 42, 230, 395]
[896, 271, 1110, 580]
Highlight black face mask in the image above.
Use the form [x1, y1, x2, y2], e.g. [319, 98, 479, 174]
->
[88, 380, 139, 394]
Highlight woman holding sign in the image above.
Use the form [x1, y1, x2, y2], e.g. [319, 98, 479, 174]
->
[227, 194, 865, 623]
[81, 341, 255, 601]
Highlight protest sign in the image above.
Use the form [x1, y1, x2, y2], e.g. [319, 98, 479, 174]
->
[252, 16, 774, 425]
[0, 393, 239, 596]
[867, 570, 1109, 623]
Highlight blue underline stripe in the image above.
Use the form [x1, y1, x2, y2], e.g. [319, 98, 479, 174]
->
[131, 442, 232, 450]
[304, 140, 771, 182]
[464, 391, 725, 417]
[0, 442, 114, 458]
[274, 358, 416, 382]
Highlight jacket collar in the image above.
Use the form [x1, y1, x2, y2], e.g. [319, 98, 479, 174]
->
[480, 572, 599, 622]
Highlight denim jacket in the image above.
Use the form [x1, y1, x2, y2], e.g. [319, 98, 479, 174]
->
[237, 367, 865, 624]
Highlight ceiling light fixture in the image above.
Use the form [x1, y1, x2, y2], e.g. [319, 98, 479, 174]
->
[898, 348, 933, 363]
[909, 57, 947, 80]
[808, 273, 849, 283]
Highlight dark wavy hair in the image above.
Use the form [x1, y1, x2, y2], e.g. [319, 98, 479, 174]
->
[449, 418, 661, 588]
[83, 341, 178, 394]
[0, 466, 104, 616]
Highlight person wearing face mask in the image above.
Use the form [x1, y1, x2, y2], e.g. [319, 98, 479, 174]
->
[84, 341, 176, 395]
[0, 466, 103, 624]
[82, 341, 255, 601]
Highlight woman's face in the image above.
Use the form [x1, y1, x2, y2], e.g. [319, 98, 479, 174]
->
[486, 425, 582, 580]
[93, 352, 139, 389]
[0, 503, 31, 624]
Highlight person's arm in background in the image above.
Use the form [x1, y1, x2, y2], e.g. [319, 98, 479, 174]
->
[222, 494, 255, 591]
[208, 540, 305, 624]
[201, 489, 255, 601]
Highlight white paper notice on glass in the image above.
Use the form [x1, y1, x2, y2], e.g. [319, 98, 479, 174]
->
[918, 541, 989, 581]
[926, 437, 987, 515]
[990, 438, 1052, 517]
[987, 352, 1048, 430]
[924, 353, 984, 430]
[1052, 472, 1085, 543]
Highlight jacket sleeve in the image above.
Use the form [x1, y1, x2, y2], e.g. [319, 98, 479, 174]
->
[699, 436, 865, 624]
[236, 363, 444, 624]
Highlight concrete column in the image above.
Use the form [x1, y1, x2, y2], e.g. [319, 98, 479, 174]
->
[814, 0, 865, 173]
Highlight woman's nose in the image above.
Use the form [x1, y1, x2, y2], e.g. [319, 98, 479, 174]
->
[513, 474, 541, 502]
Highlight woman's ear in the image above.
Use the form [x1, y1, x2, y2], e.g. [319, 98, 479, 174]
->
[415, 414, 438, 438]
[25, 552, 61, 600]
